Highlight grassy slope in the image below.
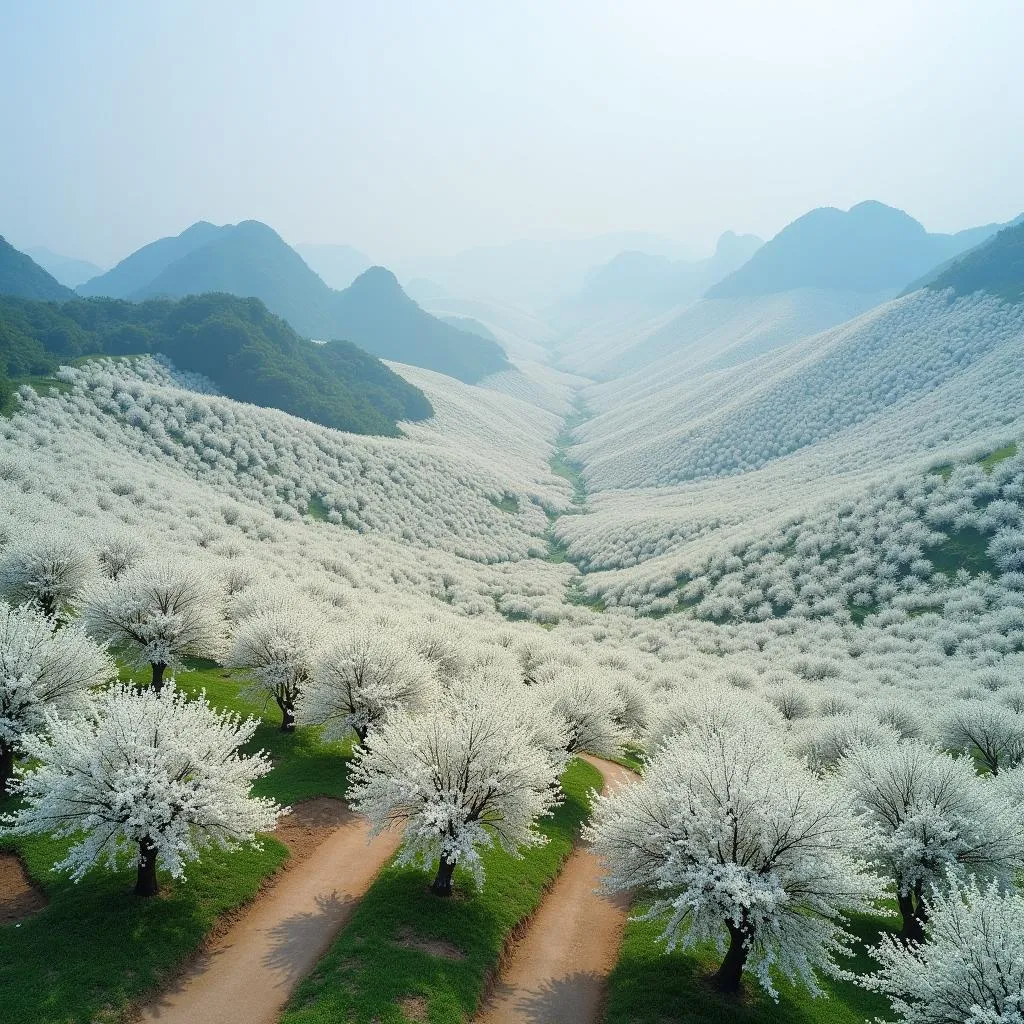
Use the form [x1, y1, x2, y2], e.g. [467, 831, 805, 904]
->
[0, 663, 351, 1024]
[604, 903, 896, 1024]
[280, 758, 604, 1024]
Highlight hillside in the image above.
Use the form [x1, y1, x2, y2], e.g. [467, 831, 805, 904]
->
[707, 201, 1003, 299]
[330, 267, 509, 381]
[923, 218, 1024, 303]
[84, 221, 509, 382]
[0, 293, 431, 435]
[0, 236, 74, 301]
[78, 220, 227, 297]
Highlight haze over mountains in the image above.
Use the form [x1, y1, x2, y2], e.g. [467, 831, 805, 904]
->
[79, 220, 510, 383]
[0, 236, 74, 301]
[24, 246, 104, 289]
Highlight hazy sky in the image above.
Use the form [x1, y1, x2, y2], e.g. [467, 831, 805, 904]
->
[2, 0, 1022, 269]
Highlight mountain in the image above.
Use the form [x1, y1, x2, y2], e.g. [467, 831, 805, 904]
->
[0, 293, 431, 435]
[83, 220, 508, 382]
[431, 232, 694, 309]
[0, 236, 74, 301]
[130, 219, 334, 333]
[917, 218, 1024, 303]
[574, 231, 763, 308]
[78, 221, 227, 297]
[294, 243, 371, 290]
[331, 267, 509, 381]
[25, 247, 105, 288]
[707, 201, 1005, 299]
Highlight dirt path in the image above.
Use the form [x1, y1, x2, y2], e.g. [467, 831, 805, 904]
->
[140, 800, 400, 1024]
[474, 755, 637, 1024]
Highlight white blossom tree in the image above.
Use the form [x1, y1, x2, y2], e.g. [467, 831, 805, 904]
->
[840, 739, 1024, 942]
[860, 877, 1024, 1024]
[536, 667, 627, 758]
[83, 558, 225, 691]
[586, 723, 878, 998]
[229, 608, 319, 731]
[1, 684, 282, 896]
[0, 530, 95, 620]
[0, 602, 114, 794]
[348, 691, 560, 897]
[296, 625, 436, 742]
[942, 698, 1024, 775]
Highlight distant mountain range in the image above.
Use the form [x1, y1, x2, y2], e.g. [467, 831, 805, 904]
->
[79, 221, 509, 383]
[0, 236, 74, 301]
[25, 247, 105, 289]
[707, 201, 1007, 299]
[566, 231, 764, 311]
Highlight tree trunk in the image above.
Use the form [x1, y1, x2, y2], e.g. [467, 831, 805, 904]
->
[0, 741, 14, 798]
[712, 921, 750, 994]
[355, 724, 368, 743]
[897, 890, 926, 944]
[279, 701, 295, 732]
[431, 856, 456, 897]
[38, 595, 57, 620]
[135, 838, 160, 897]
[151, 662, 167, 692]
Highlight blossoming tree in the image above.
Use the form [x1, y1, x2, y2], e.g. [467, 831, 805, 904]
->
[0, 602, 114, 794]
[83, 558, 225, 691]
[348, 691, 560, 896]
[0, 530, 95, 621]
[587, 719, 878, 997]
[861, 878, 1024, 1023]
[1, 684, 283, 896]
[296, 625, 436, 742]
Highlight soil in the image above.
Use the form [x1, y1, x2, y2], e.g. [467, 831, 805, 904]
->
[138, 799, 400, 1024]
[0, 851, 47, 923]
[473, 755, 637, 1024]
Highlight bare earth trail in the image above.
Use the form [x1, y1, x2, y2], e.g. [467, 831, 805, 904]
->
[474, 755, 637, 1024]
[140, 799, 401, 1024]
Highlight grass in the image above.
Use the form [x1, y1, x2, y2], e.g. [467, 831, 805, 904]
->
[926, 525, 998, 578]
[0, 374, 74, 417]
[306, 494, 331, 521]
[0, 663, 352, 1024]
[490, 494, 520, 514]
[604, 902, 897, 1024]
[980, 441, 1017, 472]
[279, 757, 604, 1024]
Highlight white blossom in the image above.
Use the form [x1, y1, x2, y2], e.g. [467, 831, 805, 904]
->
[1, 684, 283, 895]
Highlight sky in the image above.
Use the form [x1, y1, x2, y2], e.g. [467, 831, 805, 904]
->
[1, 0, 1022, 271]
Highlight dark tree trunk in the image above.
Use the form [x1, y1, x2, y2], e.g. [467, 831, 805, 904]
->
[279, 701, 295, 732]
[355, 724, 368, 743]
[897, 890, 926, 944]
[38, 595, 57, 620]
[713, 921, 750, 994]
[135, 838, 160, 897]
[151, 662, 167, 692]
[431, 856, 456, 897]
[0, 741, 14, 798]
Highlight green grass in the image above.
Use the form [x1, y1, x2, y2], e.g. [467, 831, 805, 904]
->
[604, 903, 896, 1024]
[490, 494, 520, 514]
[926, 525, 998, 578]
[0, 374, 74, 416]
[279, 758, 604, 1024]
[0, 663, 352, 1024]
[306, 494, 331, 521]
[980, 442, 1018, 472]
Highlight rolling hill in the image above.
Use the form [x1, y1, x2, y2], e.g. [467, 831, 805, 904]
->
[0, 292, 431, 435]
[0, 236, 74, 301]
[922, 217, 1024, 303]
[81, 221, 509, 382]
[294, 243, 371, 290]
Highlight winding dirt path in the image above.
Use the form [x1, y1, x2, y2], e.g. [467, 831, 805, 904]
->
[140, 800, 400, 1024]
[474, 755, 637, 1024]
